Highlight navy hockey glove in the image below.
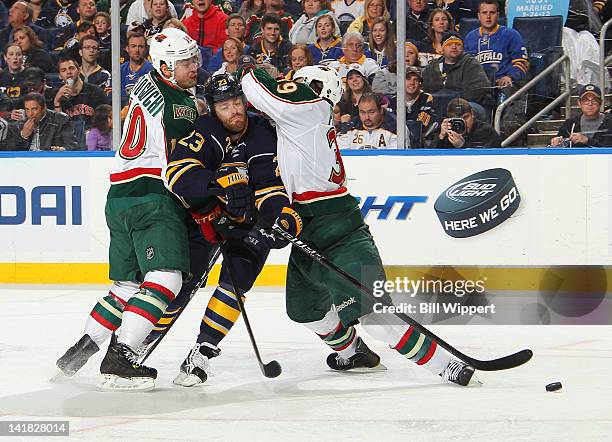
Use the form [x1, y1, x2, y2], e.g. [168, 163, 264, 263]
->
[273, 207, 303, 239]
[215, 166, 254, 223]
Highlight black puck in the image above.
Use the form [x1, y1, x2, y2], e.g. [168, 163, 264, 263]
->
[545, 382, 562, 392]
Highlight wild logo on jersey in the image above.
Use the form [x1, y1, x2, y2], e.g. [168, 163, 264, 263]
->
[173, 104, 197, 122]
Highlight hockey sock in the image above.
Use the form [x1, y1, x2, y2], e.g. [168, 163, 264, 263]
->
[85, 281, 138, 346]
[303, 307, 359, 359]
[119, 270, 182, 350]
[197, 286, 242, 346]
[361, 312, 451, 376]
[317, 323, 358, 359]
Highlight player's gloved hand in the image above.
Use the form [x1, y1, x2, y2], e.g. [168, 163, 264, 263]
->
[237, 55, 257, 78]
[215, 166, 254, 223]
[191, 205, 223, 244]
[273, 207, 303, 239]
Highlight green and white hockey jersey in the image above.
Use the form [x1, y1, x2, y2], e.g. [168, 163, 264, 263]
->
[241, 68, 351, 214]
[108, 71, 198, 198]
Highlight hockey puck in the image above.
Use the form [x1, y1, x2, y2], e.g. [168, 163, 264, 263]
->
[545, 382, 562, 392]
[434, 168, 520, 238]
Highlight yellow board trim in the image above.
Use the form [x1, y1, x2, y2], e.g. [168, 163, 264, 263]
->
[0, 264, 610, 292]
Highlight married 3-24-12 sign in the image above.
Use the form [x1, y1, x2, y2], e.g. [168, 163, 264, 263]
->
[506, 0, 570, 28]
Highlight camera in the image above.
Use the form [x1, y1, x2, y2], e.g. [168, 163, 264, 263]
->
[449, 117, 466, 134]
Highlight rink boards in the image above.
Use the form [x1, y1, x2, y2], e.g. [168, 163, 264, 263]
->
[0, 149, 611, 292]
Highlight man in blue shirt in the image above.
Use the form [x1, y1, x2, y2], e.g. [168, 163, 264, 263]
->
[120, 32, 152, 105]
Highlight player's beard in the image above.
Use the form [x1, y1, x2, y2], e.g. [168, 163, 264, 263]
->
[224, 112, 247, 134]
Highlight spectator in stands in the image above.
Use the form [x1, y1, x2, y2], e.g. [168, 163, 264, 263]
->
[405, 0, 431, 42]
[431, 0, 468, 25]
[289, 0, 338, 45]
[95, 0, 136, 24]
[245, 0, 294, 44]
[238, 0, 264, 21]
[214, 36, 244, 74]
[339, 63, 371, 120]
[54, 57, 109, 135]
[328, 31, 380, 81]
[120, 32, 152, 105]
[94, 11, 111, 52]
[464, 0, 529, 101]
[61, 21, 96, 61]
[126, 0, 178, 30]
[425, 8, 453, 57]
[389, 66, 437, 131]
[55, 0, 98, 50]
[422, 31, 490, 120]
[0, 1, 46, 51]
[182, 0, 228, 52]
[346, 0, 389, 41]
[284, 44, 312, 78]
[27, 0, 46, 26]
[13, 26, 54, 72]
[248, 14, 292, 71]
[368, 17, 394, 68]
[338, 92, 406, 149]
[42, 0, 79, 27]
[550, 84, 612, 147]
[17, 66, 56, 109]
[207, 14, 248, 72]
[79, 35, 111, 93]
[0, 43, 26, 98]
[86, 103, 112, 150]
[330, 0, 364, 28]
[307, 14, 342, 64]
[4, 92, 78, 151]
[433, 98, 500, 148]
[135, 0, 173, 41]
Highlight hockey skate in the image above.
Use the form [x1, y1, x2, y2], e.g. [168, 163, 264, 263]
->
[173, 343, 221, 387]
[98, 334, 157, 391]
[55, 334, 100, 377]
[440, 359, 477, 386]
[327, 337, 386, 372]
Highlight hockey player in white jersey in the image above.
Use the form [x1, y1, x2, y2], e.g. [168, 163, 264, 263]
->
[239, 64, 476, 385]
[55, 28, 204, 391]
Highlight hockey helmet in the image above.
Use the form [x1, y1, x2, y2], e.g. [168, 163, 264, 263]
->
[293, 65, 343, 107]
[203, 72, 244, 113]
[149, 28, 201, 87]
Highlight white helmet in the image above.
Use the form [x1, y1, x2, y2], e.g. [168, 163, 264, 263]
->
[293, 65, 343, 107]
[149, 28, 201, 87]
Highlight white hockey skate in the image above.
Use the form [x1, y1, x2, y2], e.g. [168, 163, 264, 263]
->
[173, 343, 220, 387]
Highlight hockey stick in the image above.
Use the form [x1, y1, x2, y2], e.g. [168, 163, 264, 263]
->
[271, 224, 533, 372]
[139, 246, 222, 364]
[220, 242, 282, 378]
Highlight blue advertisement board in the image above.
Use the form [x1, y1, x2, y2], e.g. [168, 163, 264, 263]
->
[506, 0, 570, 28]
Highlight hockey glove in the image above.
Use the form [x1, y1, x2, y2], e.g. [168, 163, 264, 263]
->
[191, 205, 223, 244]
[274, 207, 303, 239]
[237, 55, 257, 77]
[215, 166, 254, 223]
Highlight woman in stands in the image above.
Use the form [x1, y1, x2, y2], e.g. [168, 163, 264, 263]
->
[238, 0, 264, 21]
[214, 37, 245, 75]
[425, 9, 454, 57]
[289, 0, 338, 45]
[346, 0, 389, 41]
[87, 104, 113, 151]
[339, 64, 372, 120]
[139, 0, 173, 41]
[307, 14, 343, 64]
[367, 17, 394, 68]
[372, 40, 421, 96]
[0, 43, 26, 98]
[285, 44, 313, 79]
[12, 26, 54, 73]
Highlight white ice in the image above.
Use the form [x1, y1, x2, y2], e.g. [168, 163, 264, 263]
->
[1, 286, 611, 441]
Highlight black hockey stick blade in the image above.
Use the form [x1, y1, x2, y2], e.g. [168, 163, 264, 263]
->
[139, 246, 222, 364]
[272, 225, 533, 372]
[220, 243, 282, 378]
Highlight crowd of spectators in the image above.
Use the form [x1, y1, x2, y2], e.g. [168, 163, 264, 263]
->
[0, 0, 611, 151]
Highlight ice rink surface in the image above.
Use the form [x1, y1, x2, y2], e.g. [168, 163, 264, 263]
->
[1, 286, 611, 441]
